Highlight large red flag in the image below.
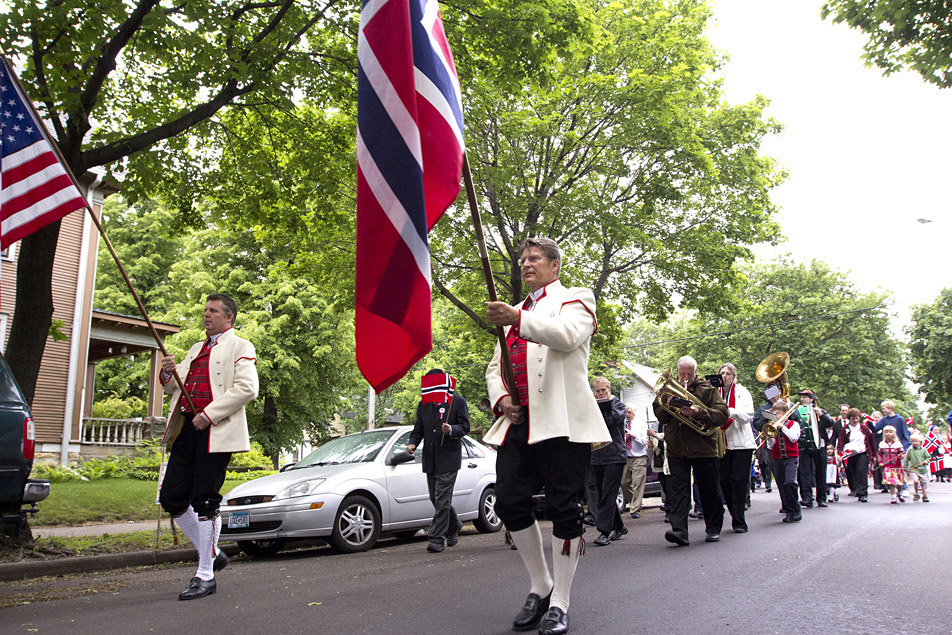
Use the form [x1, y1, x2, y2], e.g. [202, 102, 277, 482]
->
[1, 58, 87, 249]
[355, 0, 464, 392]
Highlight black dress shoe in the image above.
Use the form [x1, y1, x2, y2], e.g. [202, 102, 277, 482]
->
[582, 514, 597, 526]
[213, 550, 229, 572]
[610, 526, 628, 541]
[178, 576, 216, 601]
[704, 533, 719, 542]
[817, 501, 828, 508]
[427, 541, 445, 553]
[859, 496, 868, 503]
[800, 501, 813, 508]
[688, 511, 701, 519]
[630, 512, 640, 519]
[766, 488, 772, 493]
[733, 526, 748, 534]
[446, 533, 460, 547]
[782, 513, 802, 523]
[593, 533, 611, 546]
[538, 606, 569, 635]
[664, 530, 689, 546]
[513, 592, 550, 631]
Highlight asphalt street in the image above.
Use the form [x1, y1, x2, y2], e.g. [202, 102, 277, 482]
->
[2, 483, 950, 635]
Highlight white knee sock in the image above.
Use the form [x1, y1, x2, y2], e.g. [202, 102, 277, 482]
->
[213, 514, 222, 557]
[195, 517, 216, 581]
[550, 536, 583, 612]
[174, 506, 200, 547]
[509, 522, 553, 597]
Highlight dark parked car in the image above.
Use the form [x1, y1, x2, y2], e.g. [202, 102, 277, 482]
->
[0, 353, 50, 539]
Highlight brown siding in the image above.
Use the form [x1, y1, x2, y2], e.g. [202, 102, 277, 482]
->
[4, 209, 86, 443]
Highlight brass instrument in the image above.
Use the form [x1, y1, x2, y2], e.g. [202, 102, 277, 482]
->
[755, 352, 791, 442]
[653, 369, 725, 458]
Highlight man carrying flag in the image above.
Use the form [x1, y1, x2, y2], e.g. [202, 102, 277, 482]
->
[355, 0, 464, 392]
[408, 369, 470, 552]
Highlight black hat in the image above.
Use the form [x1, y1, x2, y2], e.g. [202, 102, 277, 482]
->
[798, 389, 816, 399]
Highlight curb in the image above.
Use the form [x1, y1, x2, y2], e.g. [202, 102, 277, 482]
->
[0, 543, 240, 582]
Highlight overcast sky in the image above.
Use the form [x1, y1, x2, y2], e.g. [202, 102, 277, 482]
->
[706, 1, 951, 334]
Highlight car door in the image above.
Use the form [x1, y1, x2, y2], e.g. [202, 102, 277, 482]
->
[382, 430, 433, 526]
[452, 438, 490, 512]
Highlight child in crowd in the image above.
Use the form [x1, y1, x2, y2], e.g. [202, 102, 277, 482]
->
[903, 434, 930, 502]
[878, 425, 906, 503]
[826, 444, 840, 502]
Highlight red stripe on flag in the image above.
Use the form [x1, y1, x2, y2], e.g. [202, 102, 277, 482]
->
[1, 173, 78, 219]
[417, 98, 462, 229]
[2, 150, 59, 187]
[1, 196, 87, 247]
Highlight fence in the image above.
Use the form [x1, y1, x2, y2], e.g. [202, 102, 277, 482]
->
[80, 417, 165, 446]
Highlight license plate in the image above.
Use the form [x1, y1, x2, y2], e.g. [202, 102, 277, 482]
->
[227, 510, 250, 529]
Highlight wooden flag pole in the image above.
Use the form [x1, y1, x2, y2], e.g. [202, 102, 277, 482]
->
[461, 153, 519, 406]
[1, 57, 198, 415]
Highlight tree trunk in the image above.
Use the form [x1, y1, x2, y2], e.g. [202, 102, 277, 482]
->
[6, 222, 62, 405]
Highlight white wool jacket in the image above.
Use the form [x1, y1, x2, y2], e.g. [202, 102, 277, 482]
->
[723, 382, 757, 450]
[484, 280, 610, 447]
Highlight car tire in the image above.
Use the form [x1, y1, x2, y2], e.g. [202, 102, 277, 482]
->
[237, 538, 286, 557]
[473, 486, 502, 533]
[329, 494, 381, 553]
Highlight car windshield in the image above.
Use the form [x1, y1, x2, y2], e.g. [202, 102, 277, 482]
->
[295, 430, 395, 467]
[0, 355, 26, 403]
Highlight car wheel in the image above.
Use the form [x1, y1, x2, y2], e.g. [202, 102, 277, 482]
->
[473, 486, 502, 533]
[237, 538, 286, 557]
[329, 494, 381, 553]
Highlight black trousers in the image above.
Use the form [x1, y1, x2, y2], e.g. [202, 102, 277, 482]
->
[495, 421, 591, 539]
[159, 414, 232, 518]
[667, 456, 723, 536]
[798, 448, 827, 503]
[846, 453, 870, 497]
[756, 446, 773, 489]
[426, 471, 460, 543]
[772, 457, 800, 516]
[719, 449, 752, 531]
[591, 462, 625, 535]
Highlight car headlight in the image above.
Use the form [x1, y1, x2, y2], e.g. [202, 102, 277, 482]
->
[274, 478, 326, 500]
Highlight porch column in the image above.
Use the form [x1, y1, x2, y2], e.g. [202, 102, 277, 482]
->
[147, 349, 164, 418]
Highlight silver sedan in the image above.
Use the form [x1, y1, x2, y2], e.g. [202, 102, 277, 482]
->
[220, 426, 501, 556]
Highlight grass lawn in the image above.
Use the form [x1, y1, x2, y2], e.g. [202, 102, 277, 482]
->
[32, 479, 244, 526]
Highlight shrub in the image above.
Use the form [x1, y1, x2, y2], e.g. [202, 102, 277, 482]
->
[90, 394, 148, 420]
[33, 463, 83, 482]
[226, 469, 277, 481]
[228, 442, 272, 469]
[128, 468, 159, 481]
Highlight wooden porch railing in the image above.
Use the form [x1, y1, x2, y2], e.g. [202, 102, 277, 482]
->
[80, 417, 165, 446]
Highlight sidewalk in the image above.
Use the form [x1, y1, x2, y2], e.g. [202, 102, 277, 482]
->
[31, 518, 171, 538]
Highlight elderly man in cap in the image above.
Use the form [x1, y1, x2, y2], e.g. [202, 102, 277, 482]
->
[794, 389, 834, 508]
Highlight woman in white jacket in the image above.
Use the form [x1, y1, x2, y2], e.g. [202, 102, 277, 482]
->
[717, 363, 756, 533]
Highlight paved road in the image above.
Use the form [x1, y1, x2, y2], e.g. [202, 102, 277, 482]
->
[3, 484, 949, 634]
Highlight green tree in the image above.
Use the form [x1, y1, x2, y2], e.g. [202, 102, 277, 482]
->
[822, 1, 952, 88]
[624, 258, 914, 415]
[433, 0, 784, 341]
[907, 290, 952, 423]
[0, 0, 589, 402]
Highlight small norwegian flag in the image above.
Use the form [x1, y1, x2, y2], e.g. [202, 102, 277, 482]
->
[421, 372, 455, 404]
[930, 455, 945, 474]
[923, 431, 943, 453]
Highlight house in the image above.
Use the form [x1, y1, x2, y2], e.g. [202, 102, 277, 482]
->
[1, 170, 178, 464]
[619, 361, 660, 431]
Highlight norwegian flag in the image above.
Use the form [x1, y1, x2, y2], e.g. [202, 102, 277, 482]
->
[421, 372, 455, 403]
[1, 58, 87, 249]
[930, 455, 945, 474]
[355, 0, 465, 393]
[923, 430, 943, 453]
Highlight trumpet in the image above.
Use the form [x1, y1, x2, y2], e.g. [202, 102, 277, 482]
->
[653, 370, 725, 458]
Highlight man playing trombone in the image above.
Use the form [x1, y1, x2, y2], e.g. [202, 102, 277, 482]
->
[652, 356, 729, 546]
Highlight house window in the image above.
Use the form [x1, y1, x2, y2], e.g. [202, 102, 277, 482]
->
[0, 244, 15, 261]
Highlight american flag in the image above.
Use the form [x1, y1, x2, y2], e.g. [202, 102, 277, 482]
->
[421, 372, 455, 404]
[1, 58, 86, 250]
[355, 0, 465, 393]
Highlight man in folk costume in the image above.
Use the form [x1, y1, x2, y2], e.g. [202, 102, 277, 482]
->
[408, 369, 470, 553]
[159, 294, 258, 600]
[653, 356, 729, 547]
[716, 363, 756, 533]
[795, 390, 834, 508]
[485, 237, 610, 635]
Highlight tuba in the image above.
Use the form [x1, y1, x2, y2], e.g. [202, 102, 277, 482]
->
[755, 352, 791, 441]
[653, 370, 725, 458]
